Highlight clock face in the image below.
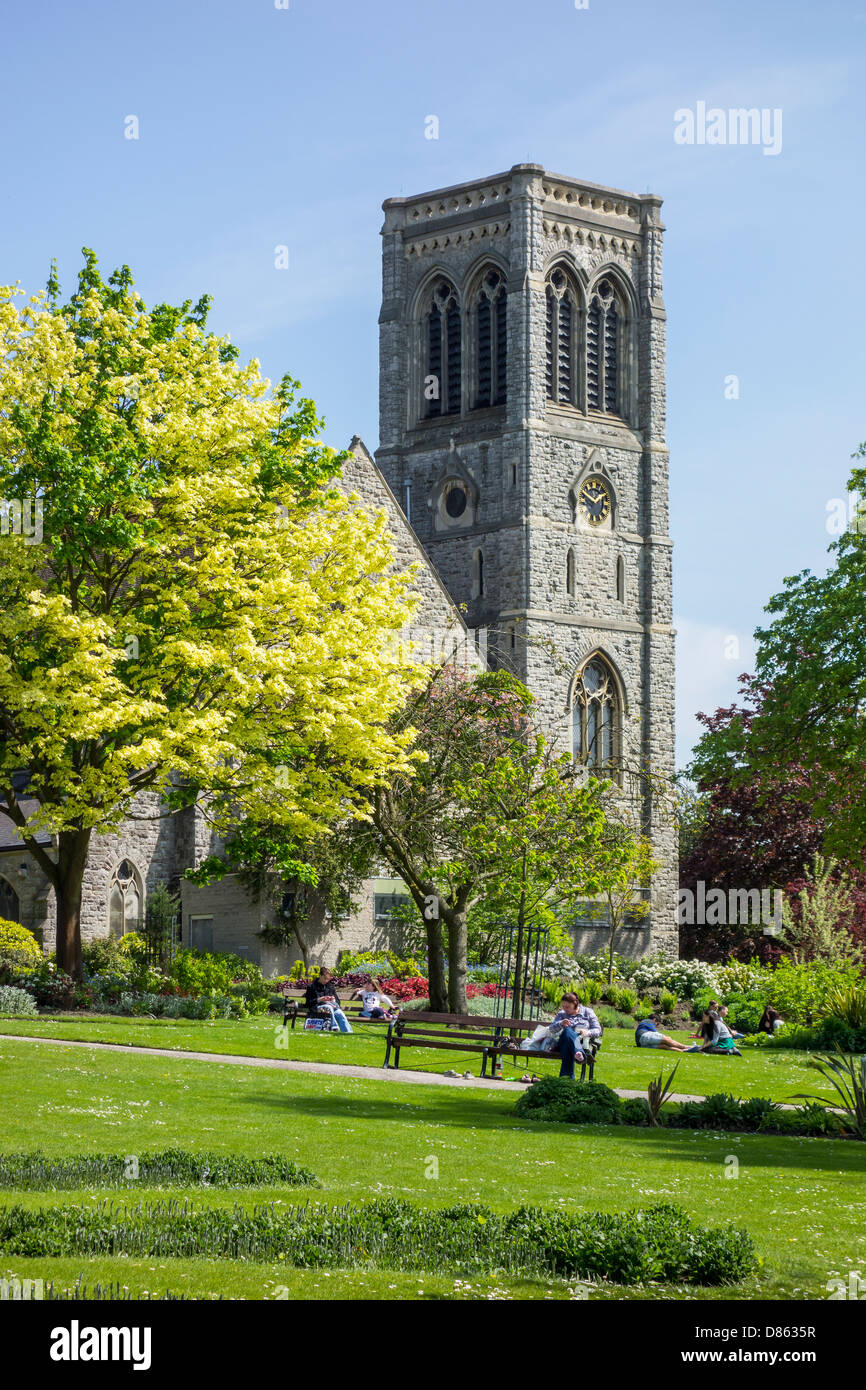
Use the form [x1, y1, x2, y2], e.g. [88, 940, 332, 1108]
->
[578, 477, 611, 526]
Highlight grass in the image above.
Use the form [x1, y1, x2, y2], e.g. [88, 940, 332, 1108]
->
[0, 1010, 846, 1103]
[1, 1036, 864, 1301]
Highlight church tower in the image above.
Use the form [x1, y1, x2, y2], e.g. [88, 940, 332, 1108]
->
[376, 165, 677, 956]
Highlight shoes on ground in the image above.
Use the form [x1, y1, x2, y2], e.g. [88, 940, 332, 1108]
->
[463, 1071, 473, 1079]
[443, 1069, 460, 1078]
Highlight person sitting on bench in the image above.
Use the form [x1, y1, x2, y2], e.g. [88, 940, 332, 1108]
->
[305, 968, 353, 1033]
[547, 991, 602, 1079]
[635, 1012, 696, 1051]
[351, 979, 397, 1020]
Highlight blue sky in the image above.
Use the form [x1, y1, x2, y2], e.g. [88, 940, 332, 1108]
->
[3, 0, 865, 768]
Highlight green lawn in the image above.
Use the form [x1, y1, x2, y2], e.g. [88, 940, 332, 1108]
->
[1, 1035, 864, 1301]
[0, 1010, 844, 1103]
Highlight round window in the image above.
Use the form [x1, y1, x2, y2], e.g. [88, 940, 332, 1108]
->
[444, 484, 468, 519]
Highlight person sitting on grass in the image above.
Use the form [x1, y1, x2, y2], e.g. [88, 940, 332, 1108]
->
[690, 1000, 719, 1040]
[351, 979, 397, 1020]
[718, 1004, 745, 1040]
[305, 968, 353, 1033]
[757, 1005, 785, 1034]
[635, 1012, 697, 1052]
[698, 1008, 741, 1055]
[547, 991, 602, 1079]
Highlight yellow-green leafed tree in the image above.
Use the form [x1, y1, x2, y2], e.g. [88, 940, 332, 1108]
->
[0, 251, 421, 978]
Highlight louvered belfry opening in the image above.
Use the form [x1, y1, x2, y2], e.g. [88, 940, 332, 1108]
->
[545, 268, 576, 406]
[587, 278, 620, 415]
[425, 279, 461, 418]
[474, 268, 507, 409]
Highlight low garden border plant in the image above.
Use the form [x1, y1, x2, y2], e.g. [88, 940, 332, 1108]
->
[514, 1077, 847, 1138]
[0, 1196, 756, 1286]
[0, 1149, 319, 1189]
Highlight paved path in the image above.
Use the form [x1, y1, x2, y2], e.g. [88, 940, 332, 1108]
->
[0, 1032, 719, 1104]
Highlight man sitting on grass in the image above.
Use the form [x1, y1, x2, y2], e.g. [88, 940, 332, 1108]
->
[547, 991, 602, 1079]
[635, 1012, 696, 1052]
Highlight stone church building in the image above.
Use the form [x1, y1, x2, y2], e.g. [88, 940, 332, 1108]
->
[0, 164, 677, 969]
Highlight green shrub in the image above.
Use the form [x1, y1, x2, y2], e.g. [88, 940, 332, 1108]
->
[581, 977, 604, 1004]
[0, 1149, 318, 1189]
[168, 948, 263, 996]
[765, 958, 862, 1026]
[595, 1004, 636, 1029]
[0, 985, 38, 1016]
[612, 985, 638, 1014]
[0, 1196, 756, 1286]
[637, 997, 655, 1018]
[620, 1097, 650, 1126]
[824, 983, 866, 1029]
[82, 937, 135, 977]
[737, 1096, 779, 1128]
[659, 989, 677, 1016]
[720, 990, 767, 1034]
[0, 921, 41, 961]
[749, 1017, 866, 1053]
[514, 1077, 621, 1125]
[0, 949, 43, 975]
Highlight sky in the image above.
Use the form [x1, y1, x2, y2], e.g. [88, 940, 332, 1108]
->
[3, 0, 865, 769]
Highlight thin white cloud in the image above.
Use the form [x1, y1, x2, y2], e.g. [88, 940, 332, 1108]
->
[674, 614, 757, 771]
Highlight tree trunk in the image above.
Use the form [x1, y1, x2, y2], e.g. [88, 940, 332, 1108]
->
[511, 848, 528, 1018]
[445, 908, 467, 1014]
[425, 917, 448, 1012]
[55, 828, 92, 981]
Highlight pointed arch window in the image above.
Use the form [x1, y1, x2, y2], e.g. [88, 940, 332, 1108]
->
[474, 548, 485, 598]
[425, 279, 462, 418]
[545, 268, 578, 406]
[474, 269, 507, 409]
[587, 278, 622, 415]
[0, 877, 20, 923]
[616, 555, 625, 602]
[108, 859, 143, 939]
[566, 547, 576, 597]
[572, 658, 619, 770]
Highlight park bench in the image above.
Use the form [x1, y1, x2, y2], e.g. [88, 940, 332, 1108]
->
[382, 1010, 601, 1081]
[281, 990, 393, 1030]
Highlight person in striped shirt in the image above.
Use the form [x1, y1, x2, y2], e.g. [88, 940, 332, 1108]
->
[547, 992, 602, 1079]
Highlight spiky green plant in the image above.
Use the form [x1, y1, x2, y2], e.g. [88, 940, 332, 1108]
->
[646, 1061, 680, 1126]
[794, 1049, 866, 1140]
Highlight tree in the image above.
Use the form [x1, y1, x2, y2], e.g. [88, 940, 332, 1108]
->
[0, 253, 420, 977]
[213, 666, 639, 1012]
[779, 855, 863, 965]
[728, 441, 866, 861]
[581, 832, 659, 984]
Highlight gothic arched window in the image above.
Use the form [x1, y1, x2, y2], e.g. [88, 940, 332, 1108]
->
[0, 877, 20, 923]
[108, 859, 143, 938]
[474, 269, 507, 408]
[545, 268, 578, 406]
[572, 658, 619, 770]
[424, 279, 462, 418]
[616, 555, 625, 602]
[474, 548, 485, 598]
[587, 278, 623, 415]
